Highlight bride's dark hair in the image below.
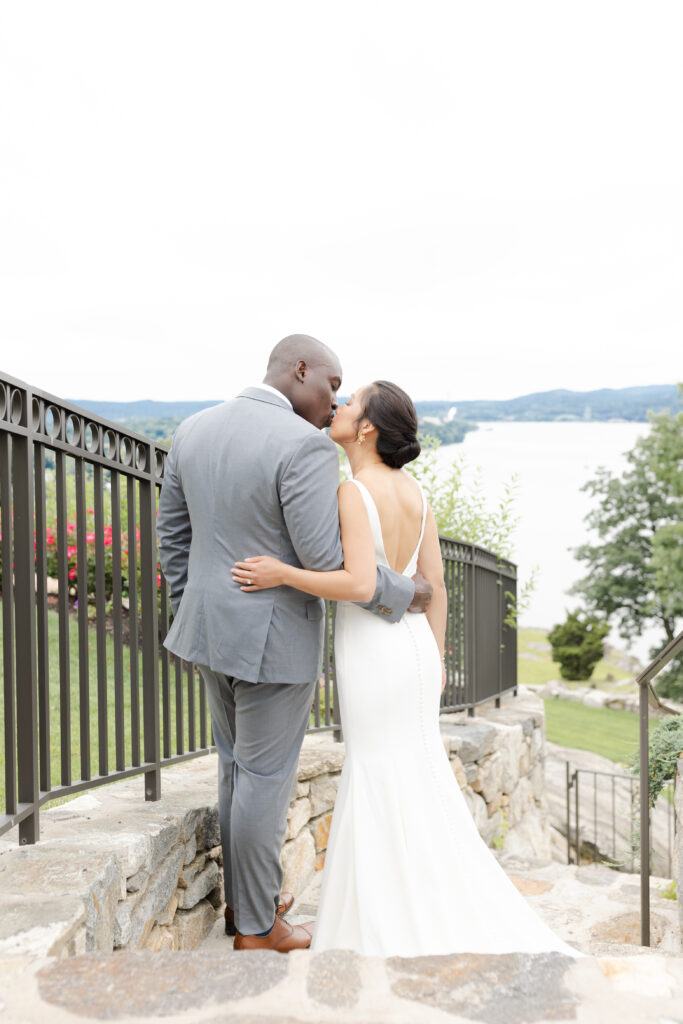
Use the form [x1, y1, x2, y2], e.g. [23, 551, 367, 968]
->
[356, 381, 421, 469]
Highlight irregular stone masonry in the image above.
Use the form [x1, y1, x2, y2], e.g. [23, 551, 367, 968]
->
[0, 692, 550, 959]
[2, 947, 683, 1023]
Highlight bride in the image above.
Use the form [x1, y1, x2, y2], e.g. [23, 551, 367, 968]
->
[232, 380, 582, 959]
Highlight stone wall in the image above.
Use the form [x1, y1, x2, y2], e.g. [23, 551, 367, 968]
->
[0, 692, 550, 958]
[0, 761, 225, 958]
[441, 695, 551, 861]
[111, 811, 223, 953]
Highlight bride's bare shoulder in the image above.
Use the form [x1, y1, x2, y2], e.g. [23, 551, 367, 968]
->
[354, 466, 394, 487]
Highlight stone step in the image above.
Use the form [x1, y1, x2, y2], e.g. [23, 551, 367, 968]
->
[3, 946, 682, 1023]
[200, 856, 681, 960]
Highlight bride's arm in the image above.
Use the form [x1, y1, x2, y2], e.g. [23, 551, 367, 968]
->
[416, 506, 448, 690]
[232, 482, 377, 602]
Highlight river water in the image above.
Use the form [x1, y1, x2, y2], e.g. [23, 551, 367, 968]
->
[433, 421, 659, 664]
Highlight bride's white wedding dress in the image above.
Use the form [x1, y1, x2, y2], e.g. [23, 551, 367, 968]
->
[311, 477, 582, 958]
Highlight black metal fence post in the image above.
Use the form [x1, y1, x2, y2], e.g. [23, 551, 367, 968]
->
[12, 389, 39, 844]
[139, 446, 160, 801]
[565, 763, 572, 864]
[0, 425, 16, 824]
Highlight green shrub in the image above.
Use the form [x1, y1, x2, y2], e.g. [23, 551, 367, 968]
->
[630, 716, 683, 806]
[547, 610, 609, 681]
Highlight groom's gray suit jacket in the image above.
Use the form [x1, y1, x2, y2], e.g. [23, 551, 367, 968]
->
[157, 387, 415, 684]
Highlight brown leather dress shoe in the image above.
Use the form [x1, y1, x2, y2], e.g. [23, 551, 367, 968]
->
[234, 915, 313, 953]
[224, 892, 294, 936]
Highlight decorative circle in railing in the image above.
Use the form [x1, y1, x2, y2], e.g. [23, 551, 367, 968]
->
[154, 449, 165, 478]
[10, 388, 24, 425]
[45, 404, 62, 440]
[135, 443, 148, 472]
[120, 436, 134, 466]
[85, 422, 101, 454]
[65, 414, 80, 446]
[0, 384, 6, 422]
[31, 397, 42, 432]
[103, 429, 117, 460]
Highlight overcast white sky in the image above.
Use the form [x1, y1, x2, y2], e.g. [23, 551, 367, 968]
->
[1, 1, 681, 403]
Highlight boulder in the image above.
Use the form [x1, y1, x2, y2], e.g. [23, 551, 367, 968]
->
[126, 846, 185, 948]
[282, 828, 316, 898]
[582, 689, 609, 709]
[178, 854, 207, 889]
[477, 751, 503, 804]
[450, 754, 466, 789]
[530, 727, 544, 760]
[172, 900, 217, 950]
[183, 834, 198, 866]
[312, 812, 333, 852]
[297, 745, 345, 781]
[497, 724, 524, 793]
[508, 778, 534, 827]
[309, 774, 340, 816]
[286, 798, 312, 841]
[504, 807, 552, 862]
[462, 786, 488, 835]
[177, 860, 220, 910]
[441, 721, 496, 764]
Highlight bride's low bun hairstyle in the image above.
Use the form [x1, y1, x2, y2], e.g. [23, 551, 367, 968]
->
[357, 381, 421, 469]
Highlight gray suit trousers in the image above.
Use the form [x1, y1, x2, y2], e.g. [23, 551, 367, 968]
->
[198, 666, 316, 935]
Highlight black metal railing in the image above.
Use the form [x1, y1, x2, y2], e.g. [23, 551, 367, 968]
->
[440, 537, 517, 713]
[0, 372, 517, 845]
[565, 764, 674, 877]
[636, 630, 683, 946]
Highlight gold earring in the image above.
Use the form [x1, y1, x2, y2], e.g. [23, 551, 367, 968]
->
[357, 430, 365, 445]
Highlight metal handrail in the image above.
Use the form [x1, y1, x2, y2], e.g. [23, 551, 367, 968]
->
[637, 630, 683, 946]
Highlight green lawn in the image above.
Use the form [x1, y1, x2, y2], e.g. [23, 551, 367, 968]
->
[543, 697, 646, 765]
[0, 617, 648, 814]
[518, 627, 633, 689]
[0, 605, 208, 811]
[518, 627, 651, 766]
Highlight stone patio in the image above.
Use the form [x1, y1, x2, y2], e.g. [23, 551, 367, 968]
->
[2, 690, 683, 1022]
[2, 944, 683, 1023]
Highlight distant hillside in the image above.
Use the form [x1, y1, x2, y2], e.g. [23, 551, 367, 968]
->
[72, 384, 680, 445]
[415, 385, 680, 423]
[71, 399, 222, 422]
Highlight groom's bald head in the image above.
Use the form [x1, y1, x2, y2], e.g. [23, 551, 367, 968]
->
[265, 334, 340, 375]
[264, 334, 342, 429]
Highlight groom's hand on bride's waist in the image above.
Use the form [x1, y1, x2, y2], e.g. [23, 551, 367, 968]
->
[407, 570, 432, 614]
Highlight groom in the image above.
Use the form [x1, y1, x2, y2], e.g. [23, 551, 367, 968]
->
[157, 334, 430, 952]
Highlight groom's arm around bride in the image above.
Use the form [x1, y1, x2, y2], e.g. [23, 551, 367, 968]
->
[155, 334, 428, 952]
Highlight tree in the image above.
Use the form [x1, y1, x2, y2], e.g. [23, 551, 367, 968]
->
[547, 610, 609, 681]
[571, 387, 683, 693]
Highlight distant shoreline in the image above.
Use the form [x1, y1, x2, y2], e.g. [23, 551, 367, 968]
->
[71, 384, 679, 446]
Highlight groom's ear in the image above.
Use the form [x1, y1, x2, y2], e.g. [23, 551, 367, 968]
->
[295, 359, 308, 383]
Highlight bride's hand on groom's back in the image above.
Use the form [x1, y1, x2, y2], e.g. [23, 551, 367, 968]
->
[232, 556, 286, 591]
[407, 569, 432, 614]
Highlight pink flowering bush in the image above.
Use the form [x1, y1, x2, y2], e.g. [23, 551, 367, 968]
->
[1, 490, 164, 615]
